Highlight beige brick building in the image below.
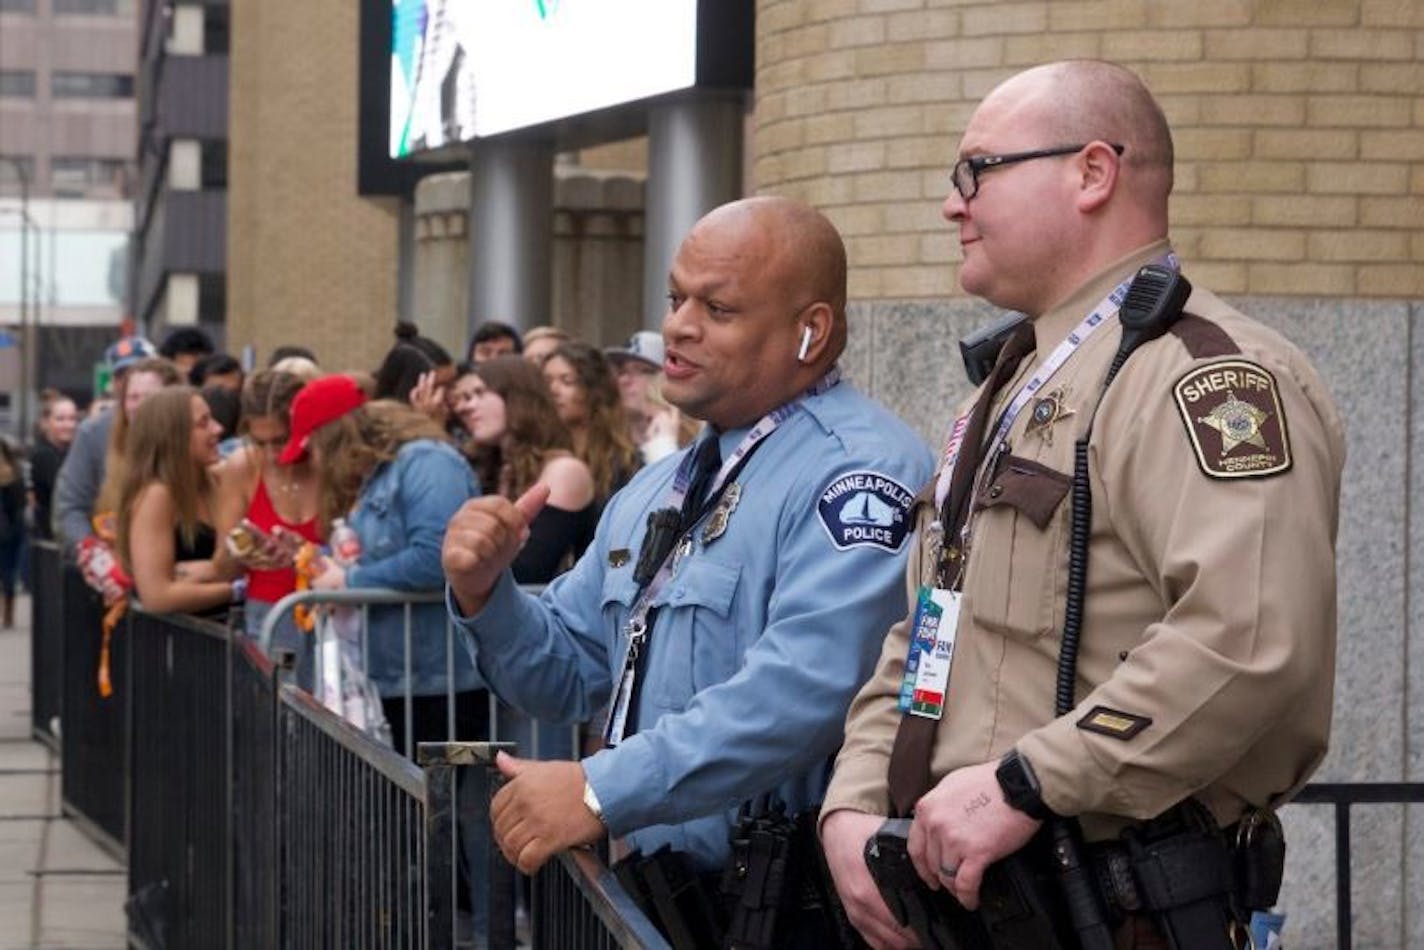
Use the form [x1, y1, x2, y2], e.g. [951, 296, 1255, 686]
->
[755, 0, 1424, 302]
[226, 0, 403, 373]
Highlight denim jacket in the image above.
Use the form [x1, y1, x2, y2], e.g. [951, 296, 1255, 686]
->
[347, 439, 482, 697]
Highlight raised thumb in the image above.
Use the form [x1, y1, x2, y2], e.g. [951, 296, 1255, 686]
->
[514, 482, 551, 523]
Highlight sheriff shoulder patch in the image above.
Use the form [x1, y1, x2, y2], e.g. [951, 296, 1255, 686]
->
[1173, 360, 1292, 480]
[1077, 706, 1152, 741]
[818, 470, 914, 552]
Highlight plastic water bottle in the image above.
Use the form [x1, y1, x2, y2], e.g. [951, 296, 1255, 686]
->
[329, 518, 362, 568]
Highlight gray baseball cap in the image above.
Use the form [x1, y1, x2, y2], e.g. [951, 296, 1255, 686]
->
[603, 331, 665, 371]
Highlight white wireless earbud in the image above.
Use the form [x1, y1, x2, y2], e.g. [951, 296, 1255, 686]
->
[797, 325, 813, 362]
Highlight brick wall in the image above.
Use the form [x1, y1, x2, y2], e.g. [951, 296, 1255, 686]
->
[754, 0, 1424, 301]
[226, 0, 402, 374]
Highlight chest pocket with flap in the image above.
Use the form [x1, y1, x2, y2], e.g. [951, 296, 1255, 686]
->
[964, 454, 1072, 640]
[599, 557, 742, 710]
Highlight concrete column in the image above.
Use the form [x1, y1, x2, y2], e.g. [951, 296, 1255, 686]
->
[642, 94, 745, 330]
[466, 138, 554, 335]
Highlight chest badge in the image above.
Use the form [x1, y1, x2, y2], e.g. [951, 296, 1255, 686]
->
[1024, 386, 1076, 444]
[608, 548, 631, 568]
[701, 482, 741, 545]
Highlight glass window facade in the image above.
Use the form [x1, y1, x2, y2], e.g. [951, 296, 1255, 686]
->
[51, 72, 134, 99]
[0, 71, 36, 97]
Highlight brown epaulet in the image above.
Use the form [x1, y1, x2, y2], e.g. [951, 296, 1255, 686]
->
[1169, 312, 1240, 359]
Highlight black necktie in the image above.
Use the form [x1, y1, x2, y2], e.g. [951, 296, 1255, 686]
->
[679, 436, 722, 533]
[886, 322, 1035, 818]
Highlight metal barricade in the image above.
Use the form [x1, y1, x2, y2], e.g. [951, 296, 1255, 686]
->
[532, 849, 672, 950]
[230, 633, 279, 949]
[1290, 782, 1424, 950]
[274, 681, 501, 947]
[125, 608, 231, 949]
[27, 539, 64, 749]
[120, 592, 520, 949]
[58, 556, 126, 856]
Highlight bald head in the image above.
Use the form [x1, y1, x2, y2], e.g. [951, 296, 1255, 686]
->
[662, 197, 850, 428]
[985, 60, 1174, 207]
[696, 196, 849, 319]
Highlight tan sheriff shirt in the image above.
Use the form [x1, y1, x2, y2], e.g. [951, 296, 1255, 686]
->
[825, 241, 1346, 837]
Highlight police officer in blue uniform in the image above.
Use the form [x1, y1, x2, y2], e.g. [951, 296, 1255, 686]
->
[442, 197, 933, 887]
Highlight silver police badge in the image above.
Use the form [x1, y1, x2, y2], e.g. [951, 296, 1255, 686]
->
[701, 482, 741, 544]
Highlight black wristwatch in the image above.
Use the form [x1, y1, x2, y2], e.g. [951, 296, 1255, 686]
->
[996, 749, 1055, 821]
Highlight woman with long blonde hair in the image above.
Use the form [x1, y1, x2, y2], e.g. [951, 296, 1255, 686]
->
[95, 356, 182, 519]
[116, 386, 236, 614]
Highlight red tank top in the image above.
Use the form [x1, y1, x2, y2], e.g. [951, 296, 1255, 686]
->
[245, 476, 322, 603]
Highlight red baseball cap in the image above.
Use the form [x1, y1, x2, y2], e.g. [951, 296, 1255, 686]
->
[279, 375, 367, 465]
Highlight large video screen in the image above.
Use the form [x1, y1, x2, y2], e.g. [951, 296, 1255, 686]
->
[390, 0, 699, 157]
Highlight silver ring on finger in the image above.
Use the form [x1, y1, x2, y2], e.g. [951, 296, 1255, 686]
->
[938, 862, 958, 880]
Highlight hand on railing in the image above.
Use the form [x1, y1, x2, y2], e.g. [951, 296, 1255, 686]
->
[490, 751, 604, 874]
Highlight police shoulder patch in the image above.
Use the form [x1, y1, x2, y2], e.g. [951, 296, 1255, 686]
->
[817, 470, 915, 552]
[1172, 359, 1292, 480]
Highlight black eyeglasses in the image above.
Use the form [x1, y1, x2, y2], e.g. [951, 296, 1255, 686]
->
[950, 143, 1125, 200]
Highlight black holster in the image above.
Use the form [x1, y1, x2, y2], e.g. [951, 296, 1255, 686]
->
[612, 846, 726, 950]
[1093, 800, 1283, 950]
[721, 806, 863, 949]
[864, 801, 1284, 950]
[864, 818, 1071, 950]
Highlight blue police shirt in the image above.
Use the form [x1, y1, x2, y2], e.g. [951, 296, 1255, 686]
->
[449, 378, 932, 869]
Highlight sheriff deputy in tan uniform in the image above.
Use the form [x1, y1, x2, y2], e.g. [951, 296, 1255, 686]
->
[820, 60, 1346, 950]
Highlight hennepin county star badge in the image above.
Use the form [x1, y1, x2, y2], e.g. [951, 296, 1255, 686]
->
[1025, 386, 1075, 444]
[1173, 359, 1292, 479]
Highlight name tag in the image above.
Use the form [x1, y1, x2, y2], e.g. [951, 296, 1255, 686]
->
[898, 586, 960, 720]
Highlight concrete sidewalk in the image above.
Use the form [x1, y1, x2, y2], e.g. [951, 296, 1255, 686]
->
[0, 593, 125, 950]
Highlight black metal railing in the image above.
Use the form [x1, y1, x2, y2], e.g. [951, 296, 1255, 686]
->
[230, 634, 279, 949]
[27, 540, 64, 749]
[277, 679, 449, 947]
[33, 567, 714, 948]
[1290, 782, 1424, 950]
[532, 848, 672, 950]
[58, 558, 126, 856]
[121, 598, 529, 949]
[126, 609, 231, 949]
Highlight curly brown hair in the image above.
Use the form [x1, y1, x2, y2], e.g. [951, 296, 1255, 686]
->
[306, 399, 450, 534]
[545, 342, 640, 500]
[462, 356, 573, 499]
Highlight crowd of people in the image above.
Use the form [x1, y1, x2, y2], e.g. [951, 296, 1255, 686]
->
[4, 317, 698, 743]
[5, 58, 1349, 950]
